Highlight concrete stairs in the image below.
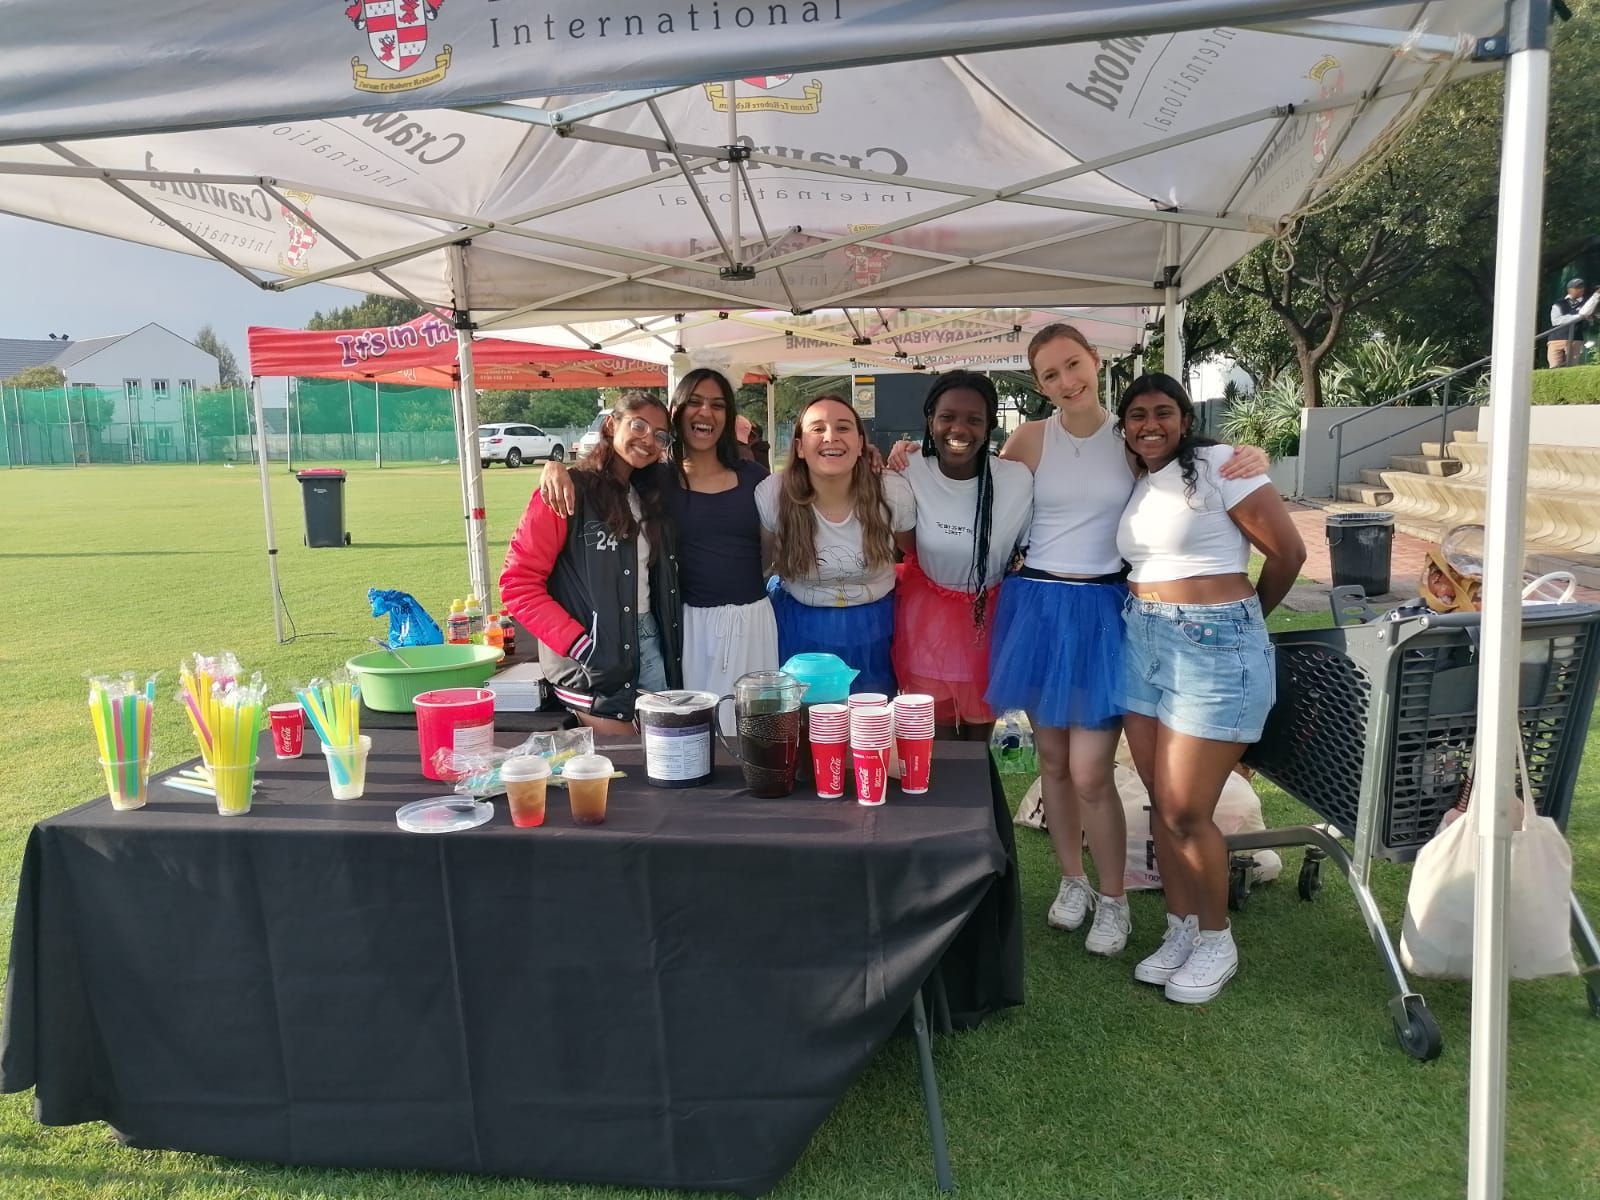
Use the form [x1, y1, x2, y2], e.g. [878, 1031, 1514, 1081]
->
[1333, 428, 1600, 586]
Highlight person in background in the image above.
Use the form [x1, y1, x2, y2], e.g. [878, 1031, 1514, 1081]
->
[889, 371, 1033, 741]
[1548, 277, 1599, 368]
[735, 414, 757, 464]
[985, 323, 1269, 959]
[748, 421, 772, 472]
[1115, 373, 1305, 1003]
[500, 391, 682, 735]
[757, 395, 917, 696]
[539, 368, 777, 703]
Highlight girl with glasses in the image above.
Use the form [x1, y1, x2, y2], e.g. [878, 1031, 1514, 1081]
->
[501, 392, 682, 735]
[540, 369, 781, 704]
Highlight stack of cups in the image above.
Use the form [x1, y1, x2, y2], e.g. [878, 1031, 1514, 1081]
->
[893, 694, 936, 794]
[807, 704, 850, 798]
[849, 704, 894, 806]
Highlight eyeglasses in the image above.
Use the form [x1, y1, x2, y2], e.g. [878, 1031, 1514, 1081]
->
[621, 415, 673, 450]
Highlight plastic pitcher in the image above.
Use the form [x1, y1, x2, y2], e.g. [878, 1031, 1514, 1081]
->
[716, 671, 805, 798]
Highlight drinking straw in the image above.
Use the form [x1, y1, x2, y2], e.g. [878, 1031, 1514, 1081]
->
[88, 684, 112, 765]
[121, 693, 137, 800]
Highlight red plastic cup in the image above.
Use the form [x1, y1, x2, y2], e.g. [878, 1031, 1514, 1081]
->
[854, 745, 891, 806]
[811, 740, 848, 798]
[898, 736, 934, 793]
[268, 703, 305, 759]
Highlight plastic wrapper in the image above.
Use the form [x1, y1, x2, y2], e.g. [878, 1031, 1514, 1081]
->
[435, 727, 596, 795]
[368, 588, 443, 647]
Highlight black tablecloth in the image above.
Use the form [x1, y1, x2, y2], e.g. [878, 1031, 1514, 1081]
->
[1, 732, 1021, 1195]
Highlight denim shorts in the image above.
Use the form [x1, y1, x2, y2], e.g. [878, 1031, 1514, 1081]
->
[637, 613, 669, 695]
[1121, 595, 1276, 743]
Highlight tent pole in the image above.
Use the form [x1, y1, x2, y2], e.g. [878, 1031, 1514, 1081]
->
[285, 381, 294, 473]
[250, 377, 286, 644]
[1470, 5, 1550, 1198]
[766, 376, 776, 461]
[375, 381, 383, 470]
[347, 379, 355, 461]
[449, 244, 492, 608]
[1162, 222, 1183, 384]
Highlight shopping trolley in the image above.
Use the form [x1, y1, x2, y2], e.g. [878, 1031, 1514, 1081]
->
[1232, 602, 1600, 1060]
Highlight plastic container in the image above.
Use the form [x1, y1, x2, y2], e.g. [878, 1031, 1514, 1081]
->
[446, 599, 470, 645]
[1326, 512, 1396, 597]
[345, 643, 504, 712]
[779, 653, 859, 704]
[635, 690, 718, 788]
[412, 687, 495, 780]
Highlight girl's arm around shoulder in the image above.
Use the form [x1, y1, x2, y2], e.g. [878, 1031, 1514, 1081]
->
[498, 493, 589, 658]
[997, 420, 1045, 472]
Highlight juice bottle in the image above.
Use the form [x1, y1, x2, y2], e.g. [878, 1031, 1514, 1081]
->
[445, 599, 470, 645]
[464, 594, 485, 644]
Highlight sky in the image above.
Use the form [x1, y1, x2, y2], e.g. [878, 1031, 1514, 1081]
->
[0, 215, 367, 403]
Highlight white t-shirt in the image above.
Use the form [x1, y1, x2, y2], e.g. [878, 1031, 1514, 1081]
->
[1117, 445, 1272, 583]
[902, 453, 1033, 591]
[755, 470, 916, 607]
[628, 490, 650, 618]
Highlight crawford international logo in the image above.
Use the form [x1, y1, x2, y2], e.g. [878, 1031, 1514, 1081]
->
[277, 189, 320, 274]
[344, 0, 453, 93]
[703, 75, 823, 114]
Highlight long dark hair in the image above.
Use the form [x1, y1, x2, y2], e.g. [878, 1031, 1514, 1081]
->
[669, 367, 742, 472]
[921, 370, 1000, 629]
[1115, 373, 1219, 499]
[774, 395, 895, 581]
[574, 391, 670, 542]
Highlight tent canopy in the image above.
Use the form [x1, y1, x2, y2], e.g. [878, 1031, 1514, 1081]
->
[246, 310, 668, 388]
[0, 2, 1499, 326]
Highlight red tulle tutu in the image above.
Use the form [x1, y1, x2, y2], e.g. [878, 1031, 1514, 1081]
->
[891, 557, 999, 727]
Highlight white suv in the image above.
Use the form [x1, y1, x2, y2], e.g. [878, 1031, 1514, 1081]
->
[478, 423, 565, 468]
[574, 413, 607, 461]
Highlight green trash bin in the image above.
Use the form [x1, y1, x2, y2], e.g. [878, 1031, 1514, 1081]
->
[296, 468, 350, 548]
[1325, 511, 1393, 596]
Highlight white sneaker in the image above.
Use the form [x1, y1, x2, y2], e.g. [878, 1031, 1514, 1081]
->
[1047, 876, 1095, 931]
[1164, 924, 1239, 1004]
[1084, 895, 1132, 955]
[1133, 913, 1198, 985]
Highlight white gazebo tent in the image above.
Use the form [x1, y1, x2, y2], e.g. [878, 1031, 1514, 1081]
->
[0, 2, 1557, 1193]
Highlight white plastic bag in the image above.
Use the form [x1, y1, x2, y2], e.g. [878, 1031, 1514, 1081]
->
[1400, 742, 1577, 981]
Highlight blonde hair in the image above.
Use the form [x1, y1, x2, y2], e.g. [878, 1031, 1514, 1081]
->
[774, 395, 895, 582]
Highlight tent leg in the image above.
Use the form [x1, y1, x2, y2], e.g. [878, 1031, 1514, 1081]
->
[1162, 222, 1183, 385]
[765, 376, 776, 462]
[1470, 4, 1550, 1199]
[455, 319, 491, 609]
[251, 378, 287, 644]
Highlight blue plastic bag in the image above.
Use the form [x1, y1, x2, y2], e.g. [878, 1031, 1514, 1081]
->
[368, 588, 443, 647]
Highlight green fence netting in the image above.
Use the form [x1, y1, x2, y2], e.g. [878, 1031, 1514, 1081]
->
[0, 380, 472, 467]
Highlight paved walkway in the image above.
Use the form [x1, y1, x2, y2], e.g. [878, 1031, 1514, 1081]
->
[1285, 502, 1600, 607]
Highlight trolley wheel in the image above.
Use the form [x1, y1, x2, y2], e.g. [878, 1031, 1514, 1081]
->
[1227, 856, 1252, 911]
[1298, 854, 1324, 902]
[344, 533, 352, 546]
[1394, 996, 1443, 1062]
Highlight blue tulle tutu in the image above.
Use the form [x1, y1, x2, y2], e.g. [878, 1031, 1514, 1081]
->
[984, 574, 1125, 729]
[768, 578, 897, 697]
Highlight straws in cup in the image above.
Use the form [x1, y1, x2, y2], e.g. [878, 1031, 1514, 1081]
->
[208, 675, 268, 816]
[298, 670, 367, 797]
[88, 673, 157, 811]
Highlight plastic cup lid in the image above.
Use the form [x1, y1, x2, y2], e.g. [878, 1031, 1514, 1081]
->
[396, 795, 495, 833]
[635, 690, 719, 714]
[499, 755, 551, 781]
[561, 753, 615, 780]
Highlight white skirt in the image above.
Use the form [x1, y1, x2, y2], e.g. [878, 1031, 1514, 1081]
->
[683, 598, 780, 718]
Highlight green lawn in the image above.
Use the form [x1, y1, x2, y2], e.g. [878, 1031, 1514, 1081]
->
[1, 462, 1597, 1199]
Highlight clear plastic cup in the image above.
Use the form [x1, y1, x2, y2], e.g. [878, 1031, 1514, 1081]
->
[99, 755, 153, 812]
[562, 753, 615, 825]
[321, 735, 372, 800]
[212, 760, 259, 816]
[500, 754, 552, 828]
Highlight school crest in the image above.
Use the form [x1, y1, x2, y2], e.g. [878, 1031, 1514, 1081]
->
[345, 0, 453, 93]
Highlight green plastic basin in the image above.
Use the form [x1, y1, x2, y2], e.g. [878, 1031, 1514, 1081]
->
[346, 644, 506, 712]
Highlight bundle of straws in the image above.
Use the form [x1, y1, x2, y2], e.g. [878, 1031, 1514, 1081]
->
[298, 670, 361, 785]
[209, 675, 268, 814]
[178, 651, 241, 769]
[88, 673, 157, 806]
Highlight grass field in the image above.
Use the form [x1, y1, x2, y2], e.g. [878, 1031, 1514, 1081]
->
[1, 462, 1597, 1200]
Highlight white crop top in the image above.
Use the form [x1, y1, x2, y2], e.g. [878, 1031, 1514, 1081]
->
[1117, 445, 1271, 582]
[903, 454, 1034, 591]
[1023, 412, 1132, 577]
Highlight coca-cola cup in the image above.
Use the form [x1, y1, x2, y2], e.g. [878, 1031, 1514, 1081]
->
[850, 705, 894, 807]
[807, 703, 850, 798]
[893, 694, 936, 793]
[268, 703, 305, 759]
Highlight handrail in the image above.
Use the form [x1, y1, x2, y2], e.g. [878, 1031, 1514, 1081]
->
[1326, 322, 1577, 490]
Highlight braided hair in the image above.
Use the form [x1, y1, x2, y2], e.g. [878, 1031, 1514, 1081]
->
[1114, 372, 1219, 499]
[921, 370, 1000, 630]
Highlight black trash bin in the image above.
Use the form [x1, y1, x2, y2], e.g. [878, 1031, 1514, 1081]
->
[1325, 511, 1393, 596]
[296, 468, 350, 547]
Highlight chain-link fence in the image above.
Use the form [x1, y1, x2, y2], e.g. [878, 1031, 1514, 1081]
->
[0, 380, 515, 468]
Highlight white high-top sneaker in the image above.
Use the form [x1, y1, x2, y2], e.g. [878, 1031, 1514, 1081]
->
[1046, 876, 1095, 931]
[1084, 894, 1131, 955]
[1164, 923, 1239, 1004]
[1133, 913, 1198, 985]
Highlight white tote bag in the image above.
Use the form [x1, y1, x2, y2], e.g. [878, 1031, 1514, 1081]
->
[1400, 740, 1577, 981]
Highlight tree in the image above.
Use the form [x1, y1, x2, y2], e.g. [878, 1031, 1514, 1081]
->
[3, 364, 65, 390]
[477, 389, 602, 427]
[305, 294, 428, 331]
[194, 325, 242, 385]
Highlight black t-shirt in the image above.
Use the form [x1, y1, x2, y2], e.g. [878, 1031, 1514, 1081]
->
[649, 459, 770, 608]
